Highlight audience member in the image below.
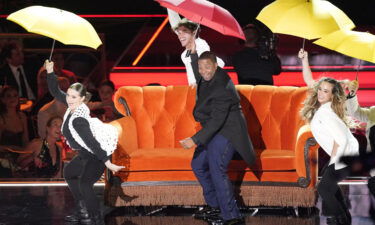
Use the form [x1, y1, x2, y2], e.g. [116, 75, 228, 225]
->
[0, 42, 37, 100]
[0, 85, 29, 147]
[27, 115, 63, 178]
[32, 76, 70, 116]
[88, 80, 122, 122]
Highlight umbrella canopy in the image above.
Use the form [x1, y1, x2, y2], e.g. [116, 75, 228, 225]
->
[256, 0, 355, 40]
[313, 30, 375, 64]
[155, 0, 245, 40]
[7, 6, 102, 49]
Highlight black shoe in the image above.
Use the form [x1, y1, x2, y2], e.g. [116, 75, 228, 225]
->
[327, 215, 350, 225]
[327, 217, 340, 225]
[206, 217, 244, 225]
[65, 200, 89, 222]
[337, 214, 351, 225]
[223, 218, 245, 225]
[80, 211, 105, 225]
[193, 206, 220, 220]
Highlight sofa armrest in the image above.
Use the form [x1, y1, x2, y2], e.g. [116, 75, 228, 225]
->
[294, 124, 319, 188]
[109, 116, 138, 162]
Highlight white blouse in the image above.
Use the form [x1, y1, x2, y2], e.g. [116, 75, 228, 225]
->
[310, 102, 359, 170]
[167, 9, 225, 86]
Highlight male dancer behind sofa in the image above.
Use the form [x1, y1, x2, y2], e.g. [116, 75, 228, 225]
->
[180, 50, 255, 225]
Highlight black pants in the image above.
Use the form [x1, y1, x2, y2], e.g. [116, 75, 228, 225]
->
[318, 164, 350, 216]
[369, 125, 375, 153]
[64, 150, 105, 212]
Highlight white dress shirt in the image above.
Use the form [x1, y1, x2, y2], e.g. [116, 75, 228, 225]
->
[310, 102, 359, 170]
[167, 9, 225, 86]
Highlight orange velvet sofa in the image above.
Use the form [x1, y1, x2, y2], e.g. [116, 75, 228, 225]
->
[105, 85, 319, 208]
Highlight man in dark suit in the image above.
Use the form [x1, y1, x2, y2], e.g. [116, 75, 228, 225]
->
[0, 42, 37, 100]
[180, 51, 255, 225]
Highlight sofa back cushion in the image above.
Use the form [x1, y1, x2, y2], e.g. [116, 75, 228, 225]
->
[236, 85, 307, 151]
[114, 85, 307, 151]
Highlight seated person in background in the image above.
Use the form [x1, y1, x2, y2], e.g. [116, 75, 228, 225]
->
[87, 80, 122, 122]
[0, 85, 29, 148]
[0, 86, 29, 177]
[37, 77, 69, 138]
[24, 115, 63, 178]
[232, 23, 281, 85]
[0, 41, 37, 100]
[3, 115, 63, 178]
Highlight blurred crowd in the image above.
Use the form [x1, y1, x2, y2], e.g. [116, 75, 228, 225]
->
[0, 40, 122, 178]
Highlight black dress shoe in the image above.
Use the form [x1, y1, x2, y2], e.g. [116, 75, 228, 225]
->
[80, 210, 105, 225]
[223, 218, 245, 225]
[65, 200, 89, 222]
[193, 206, 220, 220]
[207, 217, 245, 225]
[326, 215, 351, 225]
[327, 217, 340, 225]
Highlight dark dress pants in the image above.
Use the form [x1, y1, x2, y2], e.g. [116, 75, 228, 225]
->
[191, 134, 240, 220]
[64, 150, 105, 213]
[318, 164, 350, 216]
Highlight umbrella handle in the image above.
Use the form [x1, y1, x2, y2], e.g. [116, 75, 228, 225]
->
[49, 39, 56, 61]
[355, 60, 361, 81]
[302, 38, 306, 51]
[185, 24, 201, 58]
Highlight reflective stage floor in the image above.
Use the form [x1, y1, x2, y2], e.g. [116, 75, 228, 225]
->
[0, 182, 374, 225]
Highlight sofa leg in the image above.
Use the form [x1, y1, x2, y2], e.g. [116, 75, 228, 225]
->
[293, 207, 299, 217]
[250, 208, 259, 216]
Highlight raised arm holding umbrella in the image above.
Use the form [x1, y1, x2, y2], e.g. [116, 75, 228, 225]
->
[156, 0, 244, 86]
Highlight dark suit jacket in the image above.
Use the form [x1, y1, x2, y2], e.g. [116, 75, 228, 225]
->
[190, 53, 255, 166]
[0, 63, 37, 98]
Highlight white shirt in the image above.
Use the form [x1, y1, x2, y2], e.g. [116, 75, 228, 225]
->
[9, 63, 35, 100]
[346, 95, 375, 152]
[310, 102, 359, 170]
[167, 9, 225, 86]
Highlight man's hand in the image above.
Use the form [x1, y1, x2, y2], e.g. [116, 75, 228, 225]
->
[179, 137, 196, 149]
[44, 60, 54, 74]
[348, 80, 359, 95]
[186, 39, 196, 54]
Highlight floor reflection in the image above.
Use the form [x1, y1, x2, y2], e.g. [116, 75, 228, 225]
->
[0, 184, 374, 225]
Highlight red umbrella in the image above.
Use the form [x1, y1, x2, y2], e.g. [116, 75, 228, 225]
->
[155, 0, 245, 40]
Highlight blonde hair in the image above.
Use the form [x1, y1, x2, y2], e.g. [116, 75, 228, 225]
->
[301, 77, 347, 125]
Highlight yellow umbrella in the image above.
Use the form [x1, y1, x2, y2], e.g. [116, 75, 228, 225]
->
[7, 5, 102, 58]
[313, 30, 375, 64]
[256, 0, 355, 40]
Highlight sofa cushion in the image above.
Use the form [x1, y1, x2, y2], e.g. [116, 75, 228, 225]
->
[127, 148, 296, 171]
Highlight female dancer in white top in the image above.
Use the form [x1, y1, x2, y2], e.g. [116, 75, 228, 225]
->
[301, 72, 358, 224]
[45, 60, 124, 225]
